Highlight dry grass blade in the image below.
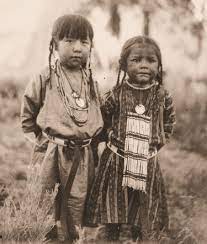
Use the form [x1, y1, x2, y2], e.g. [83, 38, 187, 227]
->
[0, 164, 58, 242]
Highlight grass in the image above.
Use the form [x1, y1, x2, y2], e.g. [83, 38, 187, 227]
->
[0, 79, 206, 243]
[0, 165, 58, 243]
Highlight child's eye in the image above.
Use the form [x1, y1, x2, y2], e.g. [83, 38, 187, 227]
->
[65, 39, 73, 43]
[131, 57, 141, 62]
[147, 57, 157, 63]
[81, 40, 90, 45]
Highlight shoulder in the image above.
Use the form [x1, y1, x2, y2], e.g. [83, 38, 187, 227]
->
[28, 67, 50, 89]
[39, 66, 50, 83]
[164, 88, 173, 101]
[29, 66, 49, 82]
[102, 85, 116, 101]
[105, 84, 121, 97]
[161, 88, 174, 110]
[25, 67, 50, 94]
[158, 86, 173, 101]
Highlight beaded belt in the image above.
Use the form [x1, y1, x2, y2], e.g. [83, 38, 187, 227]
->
[107, 138, 157, 159]
[42, 132, 92, 148]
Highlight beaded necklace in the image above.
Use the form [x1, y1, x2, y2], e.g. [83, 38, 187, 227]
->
[56, 65, 90, 126]
[61, 66, 87, 108]
[125, 79, 158, 116]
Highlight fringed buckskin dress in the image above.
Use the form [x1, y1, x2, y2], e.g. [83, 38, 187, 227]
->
[86, 80, 175, 240]
[21, 62, 103, 240]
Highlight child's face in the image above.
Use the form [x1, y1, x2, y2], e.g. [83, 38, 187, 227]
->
[126, 45, 159, 85]
[57, 36, 91, 69]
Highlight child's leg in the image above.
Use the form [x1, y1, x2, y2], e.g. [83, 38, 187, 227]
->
[119, 224, 142, 242]
[105, 223, 121, 241]
[119, 224, 132, 242]
[131, 225, 142, 241]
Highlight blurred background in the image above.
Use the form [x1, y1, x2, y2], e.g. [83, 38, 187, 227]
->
[0, 0, 207, 243]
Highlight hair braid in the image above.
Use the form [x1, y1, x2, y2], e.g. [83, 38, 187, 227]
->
[87, 45, 97, 100]
[116, 67, 121, 87]
[48, 39, 54, 89]
[121, 71, 126, 86]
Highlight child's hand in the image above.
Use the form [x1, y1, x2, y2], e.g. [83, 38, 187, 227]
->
[148, 147, 158, 159]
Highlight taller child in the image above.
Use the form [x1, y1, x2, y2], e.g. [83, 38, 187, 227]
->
[86, 36, 176, 242]
[21, 14, 103, 241]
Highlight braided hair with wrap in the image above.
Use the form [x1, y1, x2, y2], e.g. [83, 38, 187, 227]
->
[117, 36, 165, 145]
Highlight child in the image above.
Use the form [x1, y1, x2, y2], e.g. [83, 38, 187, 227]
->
[20, 14, 103, 242]
[86, 36, 176, 242]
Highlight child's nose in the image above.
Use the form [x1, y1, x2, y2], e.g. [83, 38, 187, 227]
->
[72, 40, 82, 52]
[140, 59, 148, 68]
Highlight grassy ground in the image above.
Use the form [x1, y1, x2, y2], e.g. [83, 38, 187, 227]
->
[0, 119, 206, 243]
[0, 81, 206, 243]
[160, 142, 207, 243]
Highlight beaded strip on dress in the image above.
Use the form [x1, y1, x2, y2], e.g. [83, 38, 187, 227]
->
[122, 80, 158, 192]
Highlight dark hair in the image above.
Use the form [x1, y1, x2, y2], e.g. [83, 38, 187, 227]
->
[117, 36, 163, 86]
[49, 14, 94, 68]
[52, 14, 94, 44]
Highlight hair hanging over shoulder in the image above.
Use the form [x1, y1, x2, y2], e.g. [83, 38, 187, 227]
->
[117, 35, 163, 87]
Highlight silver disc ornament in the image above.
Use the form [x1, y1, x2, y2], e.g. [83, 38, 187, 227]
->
[72, 91, 79, 98]
[75, 97, 86, 108]
[135, 104, 146, 114]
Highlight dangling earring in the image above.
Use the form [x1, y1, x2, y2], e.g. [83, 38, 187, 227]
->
[158, 66, 162, 74]
[53, 50, 59, 65]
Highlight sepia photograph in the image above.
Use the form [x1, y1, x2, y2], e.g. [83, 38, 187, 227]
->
[0, 0, 207, 243]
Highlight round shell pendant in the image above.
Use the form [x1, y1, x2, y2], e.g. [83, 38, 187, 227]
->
[75, 97, 86, 108]
[72, 91, 79, 98]
[135, 104, 145, 114]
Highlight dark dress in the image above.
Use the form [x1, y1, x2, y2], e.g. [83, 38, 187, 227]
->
[86, 80, 176, 240]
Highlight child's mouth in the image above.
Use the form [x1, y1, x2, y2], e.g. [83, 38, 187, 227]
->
[138, 72, 150, 75]
[137, 73, 150, 77]
[71, 56, 81, 60]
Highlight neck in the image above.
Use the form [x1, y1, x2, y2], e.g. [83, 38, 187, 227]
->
[128, 79, 154, 88]
[61, 63, 82, 73]
[60, 64, 83, 92]
[126, 79, 156, 90]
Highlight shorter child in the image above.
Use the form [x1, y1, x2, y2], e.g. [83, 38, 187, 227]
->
[21, 14, 103, 242]
[86, 36, 176, 242]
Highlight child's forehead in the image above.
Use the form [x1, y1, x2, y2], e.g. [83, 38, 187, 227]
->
[58, 29, 91, 41]
[63, 34, 90, 40]
[52, 16, 93, 42]
[128, 44, 158, 56]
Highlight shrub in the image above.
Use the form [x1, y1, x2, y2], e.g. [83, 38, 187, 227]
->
[0, 79, 23, 122]
[0, 164, 58, 242]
